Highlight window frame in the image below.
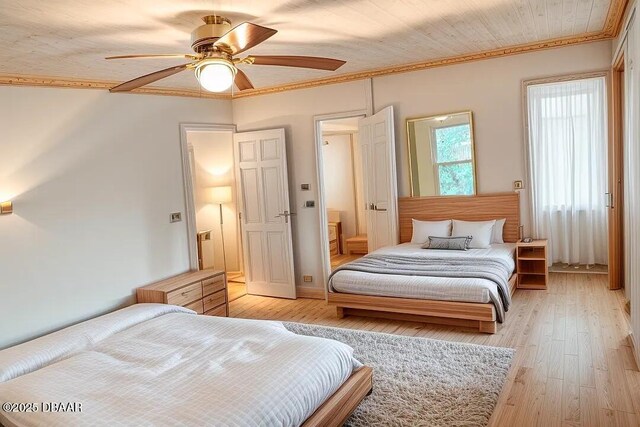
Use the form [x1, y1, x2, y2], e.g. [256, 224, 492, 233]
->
[522, 70, 610, 207]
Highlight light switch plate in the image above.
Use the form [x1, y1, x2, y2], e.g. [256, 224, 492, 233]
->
[301, 184, 310, 191]
[170, 212, 182, 223]
[514, 180, 524, 190]
[303, 275, 313, 283]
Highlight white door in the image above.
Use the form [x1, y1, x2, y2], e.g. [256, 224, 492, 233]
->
[358, 106, 399, 252]
[234, 128, 296, 299]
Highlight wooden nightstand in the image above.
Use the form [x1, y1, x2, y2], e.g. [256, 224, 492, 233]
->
[137, 269, 228, 316]
[516, 240, 548, 290]
[345, 235, 368, 255]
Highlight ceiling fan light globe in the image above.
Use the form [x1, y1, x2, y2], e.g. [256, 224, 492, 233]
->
[195, 59, 236, 92]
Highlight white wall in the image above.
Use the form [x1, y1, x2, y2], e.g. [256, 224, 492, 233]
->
[322, 134, 357, 240]
[0, 39, 616, 346]
[188, 130, 240, 272]
[232, 41, 612, 292]
[373, 40, 612, 233]
[0, 86, 232, 348]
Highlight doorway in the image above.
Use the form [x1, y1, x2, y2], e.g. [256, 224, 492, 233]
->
[320, 117, 367, 271]
[315, 107, 399, 288]
[315, 111, 367, 287]
[182, 124, 298, 300]
[180, 123, 247, 302]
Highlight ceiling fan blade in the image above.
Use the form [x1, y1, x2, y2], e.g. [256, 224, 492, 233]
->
[248, 55, 346, 71]
[235, 69, 254, 91]
[110, 63, 191, 92]
[214, 22, 277, 55]
[106, 54, 201, 60]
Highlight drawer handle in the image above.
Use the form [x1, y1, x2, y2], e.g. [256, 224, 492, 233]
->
[181, 291, 188, 296]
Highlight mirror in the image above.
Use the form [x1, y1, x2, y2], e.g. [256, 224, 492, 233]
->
[407, 111, 477, 196]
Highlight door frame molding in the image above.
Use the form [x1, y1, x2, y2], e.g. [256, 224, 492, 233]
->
[314, 110, 368, 297]
[179, 123, 237, 271]
[610, 54, 626, 290]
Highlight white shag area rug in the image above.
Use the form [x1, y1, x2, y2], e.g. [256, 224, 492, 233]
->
[284, 322, 514, 427]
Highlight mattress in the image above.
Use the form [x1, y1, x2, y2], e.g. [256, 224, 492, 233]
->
[330, 242, 516, 307]
[0, 304, 361, 427]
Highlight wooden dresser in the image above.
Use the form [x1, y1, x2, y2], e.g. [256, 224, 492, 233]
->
[136, 269, 228, 316]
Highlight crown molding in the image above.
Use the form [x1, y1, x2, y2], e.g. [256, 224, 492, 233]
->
[233, 0, 629, 99]
[0, 0, 629, 101]
[232, 32, 612, 99]
[603, 0, 630, 36]
[0, 74, 231, 100]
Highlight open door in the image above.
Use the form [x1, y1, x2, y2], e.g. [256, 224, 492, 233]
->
[234, 128, 296, 299]
[358, 106, 399, 252]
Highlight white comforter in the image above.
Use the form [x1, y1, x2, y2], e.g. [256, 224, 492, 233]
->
[330, 243, 516, 307]
[0, 304, 360, 427]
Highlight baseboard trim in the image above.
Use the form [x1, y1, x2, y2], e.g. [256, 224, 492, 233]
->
[297, 287, 326, 300]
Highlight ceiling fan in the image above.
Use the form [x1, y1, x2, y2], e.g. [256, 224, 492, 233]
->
[106, 15, 346, 93]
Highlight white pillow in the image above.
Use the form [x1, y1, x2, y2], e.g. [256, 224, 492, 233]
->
[491, 218, 507, 244]
[451, 219, 496, 249]
[411, 219, 452, 243]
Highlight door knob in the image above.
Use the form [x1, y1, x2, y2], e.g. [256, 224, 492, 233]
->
[275, 210, 297, 223]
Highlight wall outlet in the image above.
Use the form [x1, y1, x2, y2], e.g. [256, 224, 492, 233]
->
[303, 275, 313, 283]
[301, 184, 310, 191]
[170, 212, 182, 223]
[513, 180, 524, 190]
[305, 200, 315, 208]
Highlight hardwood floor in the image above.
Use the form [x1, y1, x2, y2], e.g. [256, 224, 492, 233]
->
[229, 273, 639, 426]
[330, 253, 362, 271]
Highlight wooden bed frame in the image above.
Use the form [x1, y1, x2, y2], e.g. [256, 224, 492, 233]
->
[302, 366, 373, 426]
[327, 192, 520, 334]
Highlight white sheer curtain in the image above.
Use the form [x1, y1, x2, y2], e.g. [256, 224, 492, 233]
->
[527, 77, 608, 266]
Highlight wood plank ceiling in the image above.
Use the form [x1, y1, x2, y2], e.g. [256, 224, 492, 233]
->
[0, 0, 626, 97]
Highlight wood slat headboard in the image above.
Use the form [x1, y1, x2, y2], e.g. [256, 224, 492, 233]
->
[398, 192, 521, 243]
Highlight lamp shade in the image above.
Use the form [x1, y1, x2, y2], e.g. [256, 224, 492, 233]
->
[209, 186, 233, 204]
[195, 59, 236, 92]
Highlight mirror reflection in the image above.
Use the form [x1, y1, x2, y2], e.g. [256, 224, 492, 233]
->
[407, 111, 477, 197]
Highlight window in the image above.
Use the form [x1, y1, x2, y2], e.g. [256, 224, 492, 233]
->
[432, 123, 474, 195]
[526, 76, 608, 265]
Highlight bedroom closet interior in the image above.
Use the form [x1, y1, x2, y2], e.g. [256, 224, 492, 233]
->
[319, 116, 367, 271]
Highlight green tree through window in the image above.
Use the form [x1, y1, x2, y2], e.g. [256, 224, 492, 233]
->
[433, 124, 474, 195]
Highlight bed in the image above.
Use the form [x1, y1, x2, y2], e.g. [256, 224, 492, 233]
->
[327, 193, 520, 334]
[0, 304, 372, 427]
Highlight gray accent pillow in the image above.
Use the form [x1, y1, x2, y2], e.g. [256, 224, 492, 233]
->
[422, 236, 472, 250]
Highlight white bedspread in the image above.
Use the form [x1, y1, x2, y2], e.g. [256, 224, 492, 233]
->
[0, 304, 360, 427]
[330, 243, 515, 305]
